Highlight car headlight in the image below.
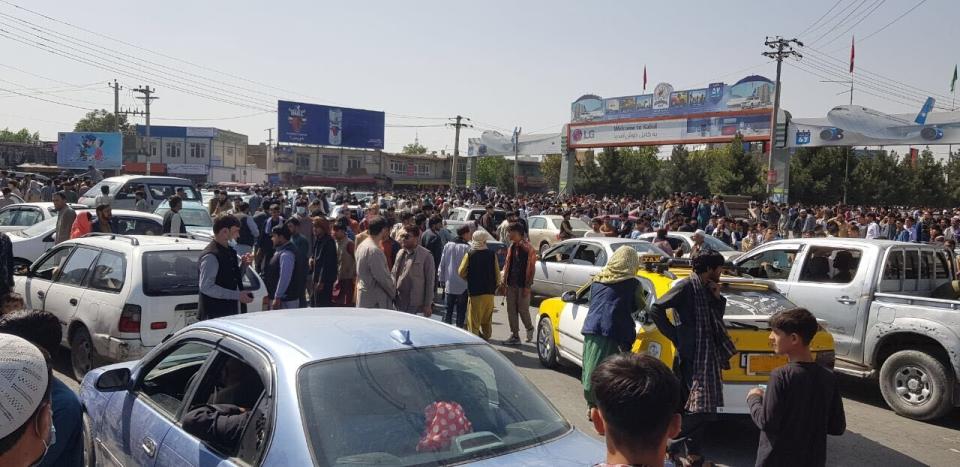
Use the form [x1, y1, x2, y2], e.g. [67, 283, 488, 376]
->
[646, 342, 662, 359]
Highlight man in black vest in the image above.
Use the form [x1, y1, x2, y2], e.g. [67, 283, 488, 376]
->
[264, 225, 306, 310]
[256, 204, 284, 273]
[233, 201, 258, 257]
[198, 215, 254, 321]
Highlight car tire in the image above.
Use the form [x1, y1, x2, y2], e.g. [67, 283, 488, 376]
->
[537, 316, 559, 369]
[70, 327, 101, 381]
[82, 411, 97, 467]
[879, 350, 955, 421]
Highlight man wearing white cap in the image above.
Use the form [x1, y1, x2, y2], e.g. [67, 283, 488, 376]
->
[0, 334, 54, 467]
[690, 230, 707, 258]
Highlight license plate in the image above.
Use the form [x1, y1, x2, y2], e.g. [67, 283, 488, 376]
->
[746, 353, 787, 375]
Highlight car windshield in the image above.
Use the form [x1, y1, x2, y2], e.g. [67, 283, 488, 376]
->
[611, 241, 670, 258]
[298, 344, 569, 466]
[721, 285, 795, 316]
[550, 218, 590, 230]
[18, 217, 58, 237]
[142, 250, 203, 296]
[701, 235, 734, 251]
[155, 207, 213, 228]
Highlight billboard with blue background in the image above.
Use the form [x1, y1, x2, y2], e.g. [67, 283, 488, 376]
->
[57, 132, 123, 169]
[571, 75, 775, 123]
[278, 100, 384, 149]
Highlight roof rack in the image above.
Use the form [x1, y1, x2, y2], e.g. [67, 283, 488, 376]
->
[162, 233, 204, 242]
[81, 232, 139, 246]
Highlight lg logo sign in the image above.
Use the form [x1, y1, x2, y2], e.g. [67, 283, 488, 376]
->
[571, 128, 595, 142]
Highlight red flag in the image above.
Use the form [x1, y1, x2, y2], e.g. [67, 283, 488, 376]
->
[849, 36, 855, 73]
[643, 66, 648, 91]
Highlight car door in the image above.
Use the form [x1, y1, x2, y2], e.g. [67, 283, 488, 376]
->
[558, 287, 591, 364]
[43, 246, 101, 328]
[100, 338, 218, 467]
[156, 339, 272, 467]
[561, 242, 607, 291]
[787, 245, 867, 357]
[528, 217, 546, 250]
[535, 242, 576, 297]
[20, 245, 74, 319]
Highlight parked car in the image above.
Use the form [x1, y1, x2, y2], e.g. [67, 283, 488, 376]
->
[15, 234, 266, 379]
[445, 206, 507, 233]
[532, 238, 669, 298]
[0, 202, 86, 232]
[80, 308, 601, 466]
[80, 175, 201, 211]
[154, 200, 214, 240]
[9, 209, 164, 267]
[732, 238, 960, 420]
[536, 265, 836, 415]
[329, 204, 363, 222]
[636, 230, 743, 261]
[527, 215, 590, 254]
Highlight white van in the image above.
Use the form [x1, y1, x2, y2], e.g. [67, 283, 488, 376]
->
[79, 175, 202, 211]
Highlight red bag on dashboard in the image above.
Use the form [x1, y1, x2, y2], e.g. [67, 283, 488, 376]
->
[416, 401, 473, 452]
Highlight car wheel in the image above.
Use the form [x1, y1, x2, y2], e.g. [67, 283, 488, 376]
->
[879, 350, 955, 421]
[537, 316, 559, 369]
[70, 327, 101, 381]
[539, 242, 550, 255]
[82, 412, 97, 467]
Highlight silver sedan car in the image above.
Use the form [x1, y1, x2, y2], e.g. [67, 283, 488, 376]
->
[532, 237, 669, 297]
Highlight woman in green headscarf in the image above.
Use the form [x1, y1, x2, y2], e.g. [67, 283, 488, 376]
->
[579, 246, 647, 415]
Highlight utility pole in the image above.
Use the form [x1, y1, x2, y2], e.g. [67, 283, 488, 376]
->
[762, 36, 802, 196]
[265, 128, 274, 174]
[133, 86, 158, 175]
[108, 80, 122, 132]
[513, 127, 521, 195]
[446, 116, 472, 188]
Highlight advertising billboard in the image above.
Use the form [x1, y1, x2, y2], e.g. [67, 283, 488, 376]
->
[56, 132, 123, 169]
[568, 75, 775, 147]
[787, 101, 960, 147]
[278, 100, 384, 149]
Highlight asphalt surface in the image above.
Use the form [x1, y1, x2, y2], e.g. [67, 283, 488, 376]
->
[54, 300, 960, 466]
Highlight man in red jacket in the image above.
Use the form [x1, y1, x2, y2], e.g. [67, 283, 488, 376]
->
[501, 223, 537, 345]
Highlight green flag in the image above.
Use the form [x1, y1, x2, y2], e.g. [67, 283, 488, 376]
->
[953, 65, 958, 93]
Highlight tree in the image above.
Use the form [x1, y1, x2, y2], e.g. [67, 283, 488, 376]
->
[74, 109, 129, 133]
[475, 156, 514, 193]
[401, 141, 428, 155]
[707, 135, 764, 198]
[788, 147, 851, 205]
[848, 150, 902, 206]
[0, 127, 40, 144]
[660, 145, 709, 195]
[540, 154, 562, 190]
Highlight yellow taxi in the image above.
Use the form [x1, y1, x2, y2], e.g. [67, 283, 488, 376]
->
[535, 256, 835, 414]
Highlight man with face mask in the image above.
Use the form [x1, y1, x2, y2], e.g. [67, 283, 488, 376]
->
[198, 215, 254, 321]
[0, 334, 56, 467]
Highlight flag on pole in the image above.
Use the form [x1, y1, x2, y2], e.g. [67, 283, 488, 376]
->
[849, 36, 855, 73]
[951, 65, 957, 92]
[643, 66, 648, 91]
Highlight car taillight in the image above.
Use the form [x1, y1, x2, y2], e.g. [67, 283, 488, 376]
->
[816, 350, 836, 370]
[118, 305, 142, 333]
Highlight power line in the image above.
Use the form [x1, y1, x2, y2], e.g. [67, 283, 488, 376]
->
[797, 57, 944, 108]
[795, 0, 844, 37]
[0, 85, 94, 110]
[0, 0, 337, 105]
[787, 61, 925, 110]
[809, 0, 869, 45]
[847, 0, 927, 47]
[817, 0, 887, 48]
[151, 111, 273, 121]
[803, 1, 860, 39]
[802, 46, 953, 102]
[801, 54, 951, 107]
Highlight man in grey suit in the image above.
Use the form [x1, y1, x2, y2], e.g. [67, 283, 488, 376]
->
[53, 191, 76, 244]
[355, 215, 396, 309]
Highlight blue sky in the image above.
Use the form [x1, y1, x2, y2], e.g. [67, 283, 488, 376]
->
[0, 0, 956, 156]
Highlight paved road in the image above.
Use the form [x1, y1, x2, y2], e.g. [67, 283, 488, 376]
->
[54, 301, 960, 466]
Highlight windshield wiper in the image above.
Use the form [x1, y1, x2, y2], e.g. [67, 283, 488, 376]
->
[726, 320, 760, 330]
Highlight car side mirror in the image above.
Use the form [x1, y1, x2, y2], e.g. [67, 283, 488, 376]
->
[95, 367, 131, 391]
[13, 264, 29, 276]
[42, 234, 54, 243]
[561, 290, 580, 303]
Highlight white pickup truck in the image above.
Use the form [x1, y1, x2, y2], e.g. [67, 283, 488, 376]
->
[733, 238, 960, 420]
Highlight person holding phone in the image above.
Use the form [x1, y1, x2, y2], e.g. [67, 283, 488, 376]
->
[199, 215, 254, 321]
[649, 249, 734, 467]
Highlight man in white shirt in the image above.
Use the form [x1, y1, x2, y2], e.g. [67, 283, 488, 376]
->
[865, 213, 880, 240]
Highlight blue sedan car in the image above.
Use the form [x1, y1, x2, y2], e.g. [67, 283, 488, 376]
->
[80, 308, 602, 466]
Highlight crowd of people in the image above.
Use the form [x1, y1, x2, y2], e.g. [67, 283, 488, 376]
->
[2, 178, 958, 466]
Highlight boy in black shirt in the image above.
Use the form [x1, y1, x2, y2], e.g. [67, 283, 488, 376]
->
[747, 308, 846, 467]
